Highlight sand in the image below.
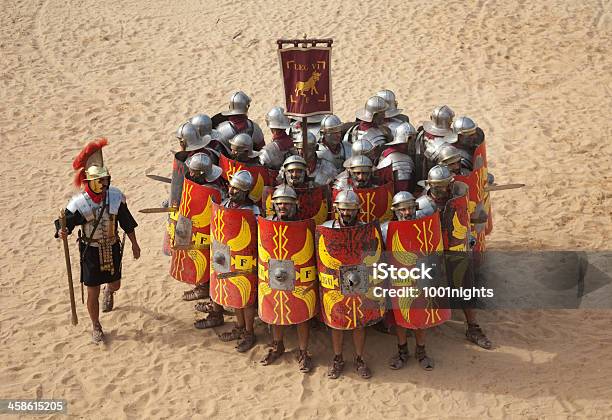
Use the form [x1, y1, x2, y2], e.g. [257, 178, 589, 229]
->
[1, 0, 612, 418]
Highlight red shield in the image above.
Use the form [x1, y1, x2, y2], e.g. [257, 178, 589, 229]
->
[316, 222, 385, 330]
[257, 218, 317, 325]
[454, 171, 487, 254]
[442, 184, 473, 288]
[385, 213, 451, 329]
[209, 202, 258, 309]
[162, 152, 188, 255]
[278, 47, 332, 117]
[332, 182, 394, 223]
[219, 154, 273, 202]
[169, 180, 222, 285]
[262, 184, 330, 225]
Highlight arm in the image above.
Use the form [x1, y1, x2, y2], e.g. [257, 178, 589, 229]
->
[54, 209, 86, 239]
[117, 202, 140, 259]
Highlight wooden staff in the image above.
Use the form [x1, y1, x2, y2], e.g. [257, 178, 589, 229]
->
[59, 209, 78, 326]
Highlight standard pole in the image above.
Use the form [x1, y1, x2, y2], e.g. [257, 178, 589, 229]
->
[59, 209, 78, 325]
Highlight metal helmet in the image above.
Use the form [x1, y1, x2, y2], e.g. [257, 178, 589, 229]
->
[427, 164, 453, 185]
[229, 169, 254, 192]
[355, 96, 388, 123]
[265, 106, 291, 130]
[320, 114, 343, 133]
[293, 131, 317, 150]
[271, 184, 298, 204]
[282, 155, 308, 171]
[437, 145, 462, 165]
[84, 165, 110, 181]
[222, 90, 251, 116]
[177, 121, 209, 151]
[334, 189, 361, 210]
[391, 191, 417, 211]
[422, 105, 455, 136]
[346, 155, 374, 172]
[386, 122, 417, 146]
[451, 116, 478, 135]
[351, 138, 375, 156]
[186, 152, 223, 182]
[376, 89, 403, 118]
[229, 133, 259, 158]
[190, 114, 213, 137]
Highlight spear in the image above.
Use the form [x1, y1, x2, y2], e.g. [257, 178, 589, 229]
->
[59, 209, 78, 326]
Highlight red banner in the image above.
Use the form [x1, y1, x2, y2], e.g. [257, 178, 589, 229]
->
[278, 47, 332, 117]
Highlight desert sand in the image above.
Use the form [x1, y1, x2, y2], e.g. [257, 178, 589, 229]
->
[1, 0, 612, 418]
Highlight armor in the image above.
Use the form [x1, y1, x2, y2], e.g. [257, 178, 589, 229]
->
[228, 169, 254, 192]
[320, 114, 343, 133]
[377, 152, 414, 182]
[317, 142, 352, 171]
[316, 222, 385, 329]
[336, 183, 393, 223]
[333, 189, 361, 210]
[262, 184, 330, 224]
[346, 155, 374, 172]
[293, 131, 318, 153]
[283, 154, 308, 172]
[190, 114, 213, 138]
[177, 122, 209, 152]
[229, 133, 260, 159]
[210, 202, 258, 308]
[265, 106, 291, 130]
[391, 191, 417, 210]
[216, 119, 265, 151]
[271, 184, 298, 203]
[387, 122, 417, 146]
[259, 141, 291, 170]
[422, 105, 455, 137]
[289, 116, 324, 142]
[355, 96, 388, 123]
[258, 218, 318, 325]
[67, 187, 124, 244]
[361, 127, 389, 148]
[185, 153, 223, 182]
[376, 89, 403, 118]
[452, 116, 477, 135]
[222, 90, 251, 116]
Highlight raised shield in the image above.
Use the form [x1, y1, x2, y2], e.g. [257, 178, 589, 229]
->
[210, 202, 258, 309]
[219, 154, 273, 202]
[258, 218, 317, 325]
[162, 152, 189, 256]
[332, 182, 394, 223]
[385, 212, 451, 329]
[262, 184, 330, 225]
[169, 180, 222, 285]
[441, 182, 473, 289]
[472, 142, 493, 235]
[454, 170, 487, 254]
[316, 222, 385, 330]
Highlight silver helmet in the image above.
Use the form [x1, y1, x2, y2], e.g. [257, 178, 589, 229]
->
[185, 152, 223, 182]
[282, 155, 308, 171]
[452, 116, 477, 135]
[427, 164, 453, 185]
[272, 184, 298, 204]
[222, 91, 251, 116]
[346, 155, 374, 172]
[437, 145, 462, 165]
[386, 122, 417, 146]
[229, 170, 254, 192]
[334, 189, 361, 210]
[320, 114, 343, 133]
[376, 89, 403, 118]
[293, 131, 318, 151]
[422, 105, 455, 136]
[391, 191, 417, 211]
[177, 121, 209, 152]
[229, 133, 259, 158]
[355, 96, 388, 123]
[190, 114, 213, 138]
[265, 106, 291, 130]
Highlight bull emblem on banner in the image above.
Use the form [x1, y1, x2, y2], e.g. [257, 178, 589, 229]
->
[294, 71, 320, 97]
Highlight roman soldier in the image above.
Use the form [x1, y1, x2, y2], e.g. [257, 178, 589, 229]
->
[415, 105, 455, 181]
[215, 91, 265, 152]
[377, 122, 417, 192]
[206, 170, 260, 353]
[436, 144, 471, 176]
[228, 133, 261, 165]
[292, 131, 338, 186]
[344, 96, 393, 149]
[289, 114, 325, 143]
[177, 153, 227, 306]
[54, 139, 141, 344]
[333, 155, 379, 190]
[376, 89, 410, 133]
[416, 165, 492, 349]
[190, 113, 227, 159]
[445, 116, 494, 185]
[258, 185, 316, 372]
[258, 107, 294, 170]
[333, 137, 390, 187]
[318, 190, 384, 379]
[317, 114, 352, 171]
[380, 192, 449, 370]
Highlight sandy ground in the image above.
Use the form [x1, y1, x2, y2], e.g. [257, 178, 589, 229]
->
[1, 0, 612, 418]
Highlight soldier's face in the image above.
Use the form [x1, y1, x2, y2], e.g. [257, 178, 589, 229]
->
[228, 186, 247, 202]
[231, 146, 249, 161]
[324, 132, 342, 146]
[458, 132, 478, 147]
[189, 169, 207, 184]
[287, 168, 306, 186]
[351, 169, 372, 188]
[338, 207, 359, 226]
[89, 177, 109, 194]
[448, 161, 461, 175]
[296, 145, 316, 160]
[430, 184, 451, 200]
[396, 206, 417, 221]
[274, 201, 297, 220]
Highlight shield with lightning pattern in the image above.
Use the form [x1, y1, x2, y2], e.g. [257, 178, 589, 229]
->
[332, 182, 394, 223]
[169, 180, 222, 285]
[316, 222, 385, 330]
[385, 212, 450, 329]
[257, 218, 318, 325]
[209, 202, 258, 309]
[441, 182, 473, 289]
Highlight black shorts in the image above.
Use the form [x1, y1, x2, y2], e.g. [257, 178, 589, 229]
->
[79, 241, 122, 287]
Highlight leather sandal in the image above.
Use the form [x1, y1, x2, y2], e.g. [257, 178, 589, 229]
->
[415, 345, 434, 371]
[466, 323, 493, 350]
[235, 331, 256, 353]
[354, 356, 372, 379]
[260, 341, 285, 365]
[327, 355, 344, 379]
[297, 350, 313, 373]
[194, 312, 224, 329]
[388, 345, 409, 370]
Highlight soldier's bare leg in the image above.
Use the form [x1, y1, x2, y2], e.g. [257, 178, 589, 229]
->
[328, 329, 345, 379]
[463, 308, 492, 349]
[296, 322, 312, 373]
[389, 326, 409, 369]
[352, 327, 371, 379]
[87, 285, 104, 343]
[236, 305, 256, 353]
[103, 280, 120, 313]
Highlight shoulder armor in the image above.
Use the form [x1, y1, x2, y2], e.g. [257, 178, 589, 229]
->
[385, 119, 403, 135]
[244, 204, 261, 216]
[378, 152, 414, 180]
[67, 192, 95, 221]
[332, 171, 349, 190]
[216, 121, 238, 143]
[107, 187, 125, 215]
[312, 158, 338, 186]
[362, 127, 389, 147]
[379, 221, 390, 243]
[259, 142, 286, 169]
[416, 195, 436, 218]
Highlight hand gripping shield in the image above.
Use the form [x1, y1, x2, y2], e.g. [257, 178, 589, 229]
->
[218, 154, 273, 202]
[210, 202, 258, 309]
[257, 218, 318, 325]
[169, 180, 222, 285]
[316, 222, 385, 330]
[385, 212, 451, 329]
[162, 151, 189, 256]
